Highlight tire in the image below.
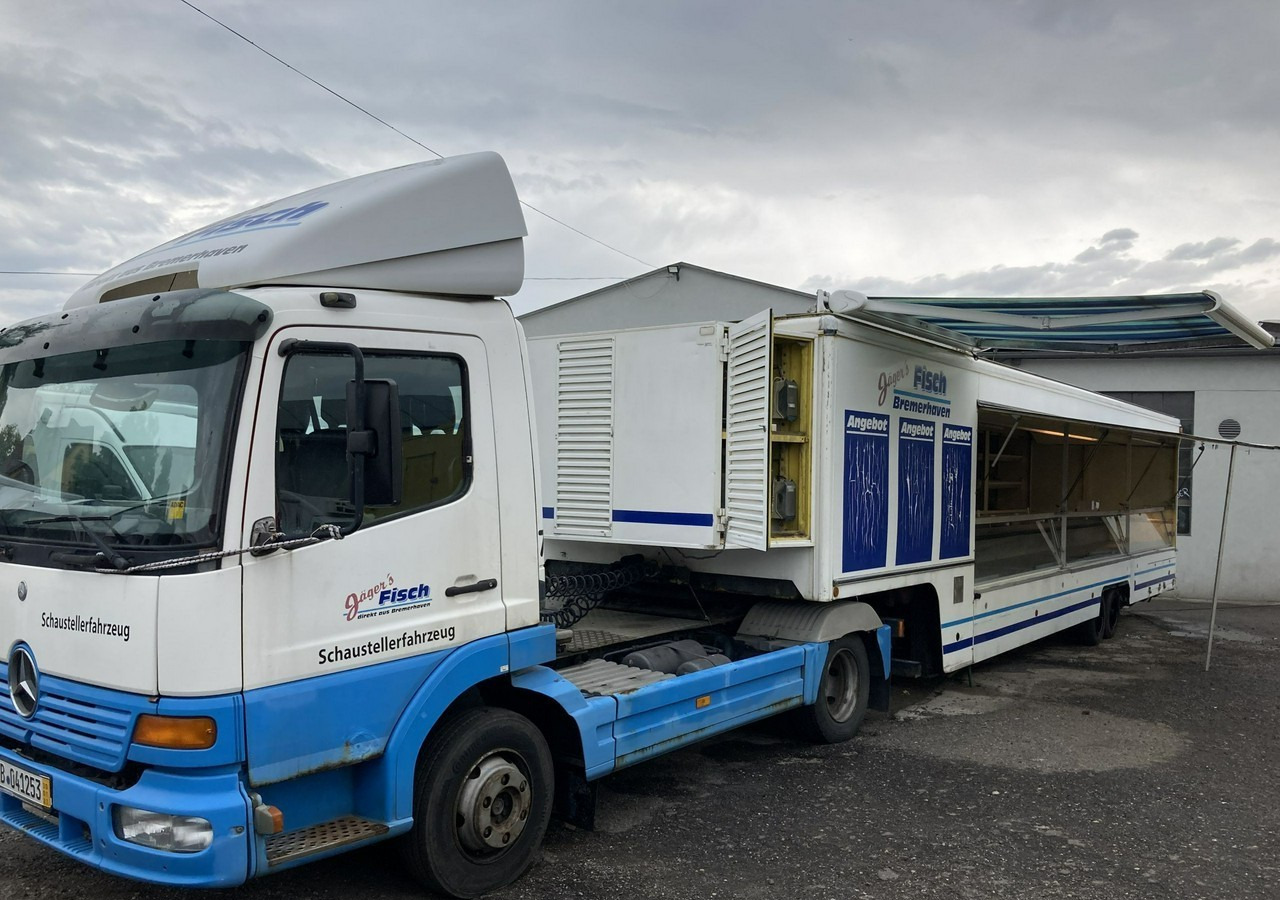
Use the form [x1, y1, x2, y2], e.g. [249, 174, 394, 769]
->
[399, 707, 554, 899]
[1101, 588, 1122, 640]
[1075, 593, 1107, 646]
[795, 636, 871, 744]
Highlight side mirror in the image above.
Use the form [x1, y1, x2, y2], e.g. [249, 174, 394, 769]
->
[346, 378, 403, 507]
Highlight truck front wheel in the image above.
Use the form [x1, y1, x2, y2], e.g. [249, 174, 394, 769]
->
[400, 707, 554, 899]
[796, 636, 870, 743]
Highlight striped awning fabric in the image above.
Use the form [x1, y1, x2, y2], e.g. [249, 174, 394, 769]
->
[824, 290, 1274, 352]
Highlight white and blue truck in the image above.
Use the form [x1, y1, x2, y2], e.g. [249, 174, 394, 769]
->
[0, 152, 1188, 896]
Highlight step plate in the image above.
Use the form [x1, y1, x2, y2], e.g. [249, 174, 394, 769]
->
[266, 816, 389, 867]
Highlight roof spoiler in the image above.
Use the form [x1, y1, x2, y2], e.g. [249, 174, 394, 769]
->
[66, 151, 527, 309]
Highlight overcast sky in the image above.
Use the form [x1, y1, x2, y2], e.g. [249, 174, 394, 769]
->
[3, 1, 1279, 326]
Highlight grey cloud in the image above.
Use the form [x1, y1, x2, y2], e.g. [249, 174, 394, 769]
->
[1074, 229, 1138, 263]
[809, 230, 1279, 301]
[1165, 237, 1242, 261]
[1237, 238, 1280, 265]
[1101, 228, 1139, 243]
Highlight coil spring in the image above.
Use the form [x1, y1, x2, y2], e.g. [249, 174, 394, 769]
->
[541, 559, 659, 629]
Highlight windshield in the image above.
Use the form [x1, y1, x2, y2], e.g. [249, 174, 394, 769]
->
[0, 339, 248, 560]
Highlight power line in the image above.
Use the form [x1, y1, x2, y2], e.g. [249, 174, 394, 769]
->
[177, 0, 443, 160]
[524, 276, 631, 282]
[178, 0, 654, 270]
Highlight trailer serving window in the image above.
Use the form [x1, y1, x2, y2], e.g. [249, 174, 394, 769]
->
[275, 351, 469, 534]
[973, 409, 1178, 584]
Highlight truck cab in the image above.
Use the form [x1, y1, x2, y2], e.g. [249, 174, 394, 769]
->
[0, 154, 553, 893]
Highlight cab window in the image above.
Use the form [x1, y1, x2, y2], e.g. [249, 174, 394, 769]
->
[275, 352, 468, 533]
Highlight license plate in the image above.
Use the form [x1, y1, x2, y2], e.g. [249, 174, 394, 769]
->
[0, 759, 52, 809]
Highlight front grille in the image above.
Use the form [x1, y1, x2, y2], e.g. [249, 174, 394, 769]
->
[0, 668, 145, 772]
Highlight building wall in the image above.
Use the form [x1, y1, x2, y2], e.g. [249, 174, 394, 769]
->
[1012, 355, 1280, 602]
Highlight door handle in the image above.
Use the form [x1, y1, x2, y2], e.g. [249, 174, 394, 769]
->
[445, 578, 498, 597]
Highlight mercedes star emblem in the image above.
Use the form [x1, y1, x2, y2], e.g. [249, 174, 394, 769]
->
[16, 582, 25, 602]
[8, 647, 38, 718]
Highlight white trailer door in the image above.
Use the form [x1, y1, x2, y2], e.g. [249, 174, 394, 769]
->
[724, 309, 772, 551]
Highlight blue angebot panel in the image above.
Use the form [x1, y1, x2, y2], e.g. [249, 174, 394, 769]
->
[940, 423, 973, 558]
[896, 418, 935, 565]
[842, 411, 890, 572]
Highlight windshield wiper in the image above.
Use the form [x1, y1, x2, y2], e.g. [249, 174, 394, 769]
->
[25, 514, 130, 571]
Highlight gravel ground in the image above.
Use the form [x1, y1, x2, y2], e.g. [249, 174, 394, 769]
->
[0, 597, 1275, 899]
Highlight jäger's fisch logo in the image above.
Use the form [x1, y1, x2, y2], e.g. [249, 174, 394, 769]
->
[343, 574, 433, 621]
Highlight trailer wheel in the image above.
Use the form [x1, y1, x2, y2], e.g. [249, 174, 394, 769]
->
[797, 637, 870, 744]
[400, 707, 553, 899]
[1075, 594, 1107, 646]
[1101, 588, 1122, 639]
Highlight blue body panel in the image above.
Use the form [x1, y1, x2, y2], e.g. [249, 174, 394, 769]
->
[612, 643, 819, 768]
[875, 623, 893, 680]
[534, 643, 825, 773]
[372, 630, 531, 822]
[243, 624, 555, 788]
[508, 665, 618, 779]
[243, 650, 449, 786]
[0, 751, 251, 887]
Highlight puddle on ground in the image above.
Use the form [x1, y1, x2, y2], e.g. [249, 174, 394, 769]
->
[1167, 626, 1263, 644]
[872, 700, 1186, 772]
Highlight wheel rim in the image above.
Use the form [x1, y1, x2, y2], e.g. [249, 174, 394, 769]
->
[455, 750, 533, 855]
[821, 647, 859, 723]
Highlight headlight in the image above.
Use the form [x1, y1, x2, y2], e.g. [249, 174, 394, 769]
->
[113, 806, 213, 853]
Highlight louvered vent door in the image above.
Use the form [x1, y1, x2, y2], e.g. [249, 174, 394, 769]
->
[554, 337, 615, 536]
[724, 310, 772, 550]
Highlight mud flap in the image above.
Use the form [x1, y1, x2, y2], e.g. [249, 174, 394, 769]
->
[554, 765, 597, 831]
[868, 623, 892, 712]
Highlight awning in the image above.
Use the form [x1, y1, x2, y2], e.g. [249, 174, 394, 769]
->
[821, 289, 1275, 352]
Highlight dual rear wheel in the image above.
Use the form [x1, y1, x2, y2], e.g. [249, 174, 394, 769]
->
[795, 636, 871, 744]
[1077, 587, 1124, 645]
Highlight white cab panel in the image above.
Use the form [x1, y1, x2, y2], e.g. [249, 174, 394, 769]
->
[0, 564, 158, 694]
[156, 567, 243, 696]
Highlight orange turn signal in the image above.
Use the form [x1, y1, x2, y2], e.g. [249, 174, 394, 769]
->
[134, 715, 217, 750]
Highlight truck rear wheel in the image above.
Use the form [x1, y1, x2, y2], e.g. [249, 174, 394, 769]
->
[796, 636, 870, 744]
[1101, 587, 1122, 639]
[400, 707, 553, 899]
[1075, 593, 1109, 646]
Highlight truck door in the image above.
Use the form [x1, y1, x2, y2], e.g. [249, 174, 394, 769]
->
[239, 327, 504, 779]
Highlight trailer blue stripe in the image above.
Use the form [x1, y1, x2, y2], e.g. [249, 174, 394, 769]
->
[543, 507, 715, 527]
[941, 577, 1115, 629]
[943, 597, 1099, 653]
[611, 509, 715, 527]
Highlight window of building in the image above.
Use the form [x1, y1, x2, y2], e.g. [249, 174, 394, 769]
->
[276, 352, 468, 533]
[1104, 391, 1194, 535]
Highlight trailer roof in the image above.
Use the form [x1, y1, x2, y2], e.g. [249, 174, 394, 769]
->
[827, 290, 1275, 352]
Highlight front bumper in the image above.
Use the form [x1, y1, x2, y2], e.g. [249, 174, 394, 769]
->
[0, 748, 253, 887]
